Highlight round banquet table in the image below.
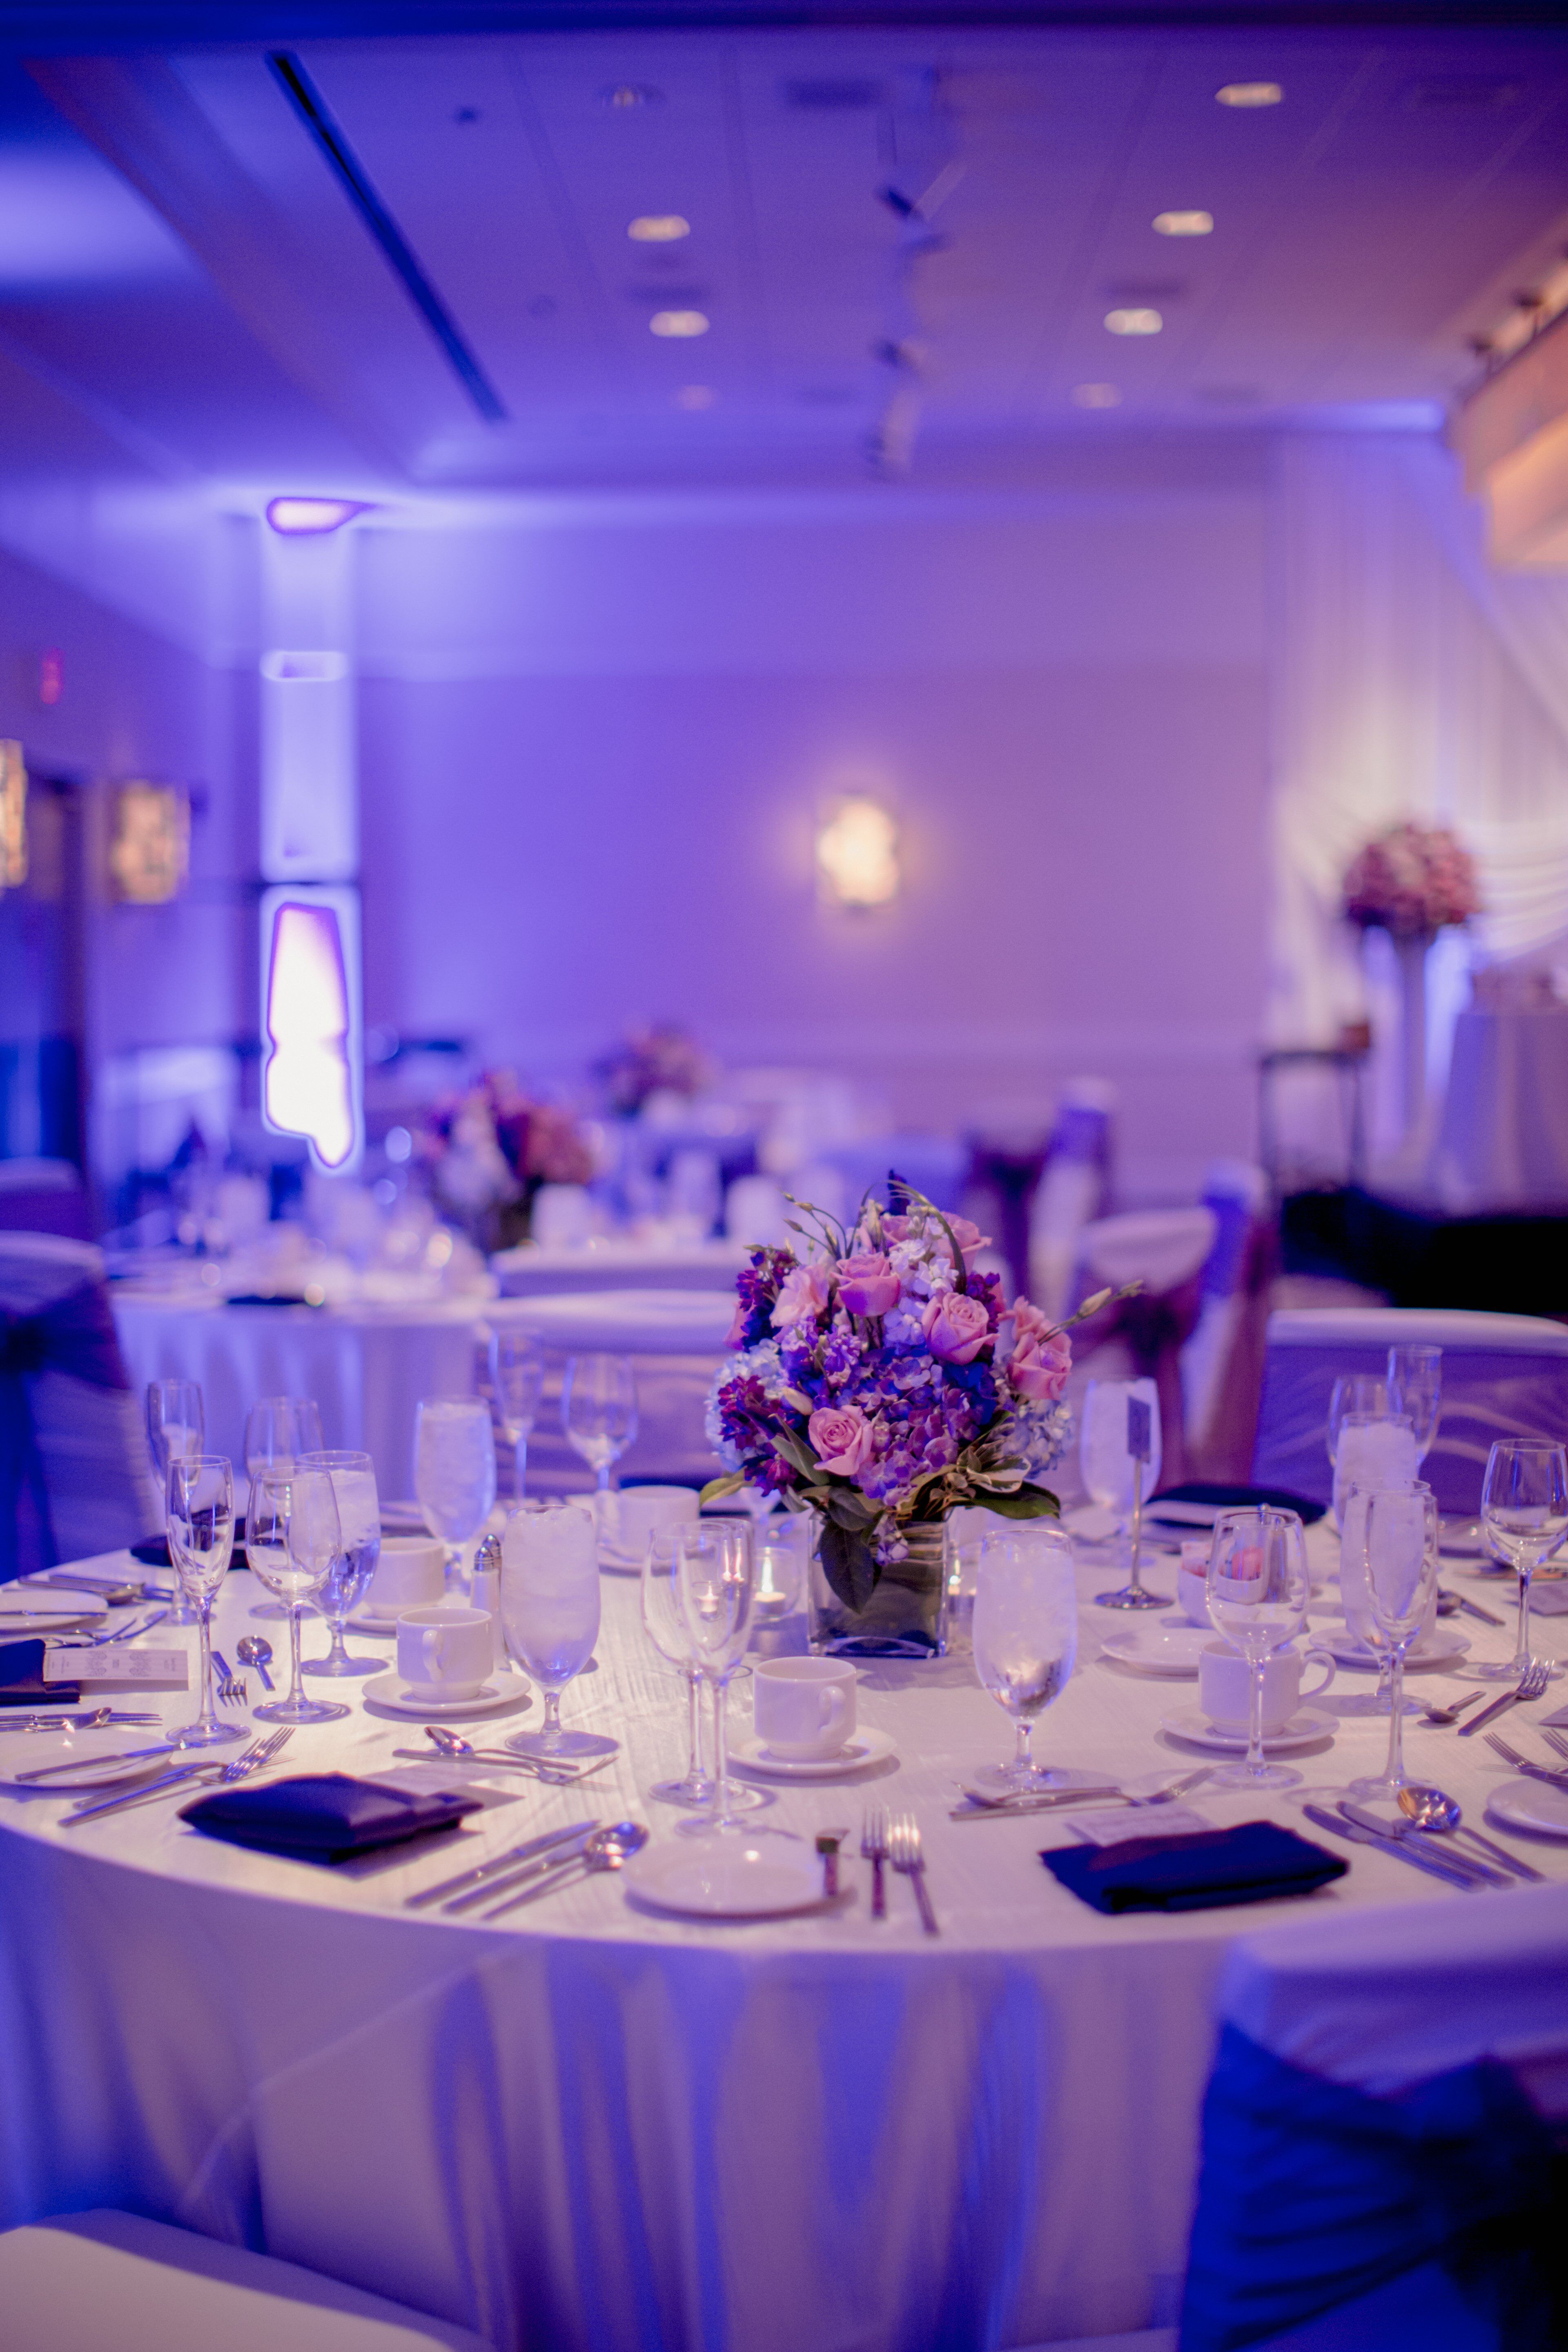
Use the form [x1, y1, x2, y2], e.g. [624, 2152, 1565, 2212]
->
[3, 1523, 1566, 2352]
[1433, 1004, 1568, 1211]
[491, 1240, 748, 1297]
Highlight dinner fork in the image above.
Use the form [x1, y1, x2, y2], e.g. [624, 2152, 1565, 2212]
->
[887, 1813, 939, 1935]
[62, 1728, 293, 1824]
[53, 1608, 169, 1650]
[860, 1808, 889, 1920]
[1484, 1731, 1568, 1788]
[211, 1653, 247, 1707]
[1541, 1727, 1568, 1763]
[1457, 1659, 1550, 1737]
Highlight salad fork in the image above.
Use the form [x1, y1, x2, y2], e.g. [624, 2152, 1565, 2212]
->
[1483, 1731, 1568, 1788]
[887, 1814, 939, 1935]
[860, 1808, 889, 1920]
[62, 1728, 292, 1824]
[1541, 1727, 1568, 1764]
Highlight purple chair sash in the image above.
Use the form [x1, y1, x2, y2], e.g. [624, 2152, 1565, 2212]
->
[0, 1278, 129, 1583]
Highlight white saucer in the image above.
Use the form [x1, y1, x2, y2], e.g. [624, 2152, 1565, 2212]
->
[346, 1611, 404, 1635]
[731, 1727, 896, 1779]
[0, 1737, 185, 1795]
[1099, 1625, 1211, 1678]
[622, 1833, 827, 1918]
[1485, 1776, 1568, 1840]
[1318, 1626, 1470, 1673]
[596, 1547, 644, 1578]
[1160, 1705, 1336, 1756]
[361, 1670, 532, 1722]
[0, 1592, 107, 1636]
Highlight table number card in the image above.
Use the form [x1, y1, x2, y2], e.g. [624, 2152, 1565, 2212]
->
[43, 1648, 188, 1688]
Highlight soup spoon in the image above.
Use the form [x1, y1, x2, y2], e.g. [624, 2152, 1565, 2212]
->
[479, 1821, 649, 1918]
[236, 1636, 276, 1691]
[1396, 1784, 1544, 1881]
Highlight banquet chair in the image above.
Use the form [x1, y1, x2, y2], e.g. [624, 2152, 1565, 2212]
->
[0, 1233, 160, 1580]
[1180, 1886, 1568, 2352]
[0, 2209, 490, 2351]
[1251, 1307, 1568, 1518]
[1029, 1081, 1116, 1319]
[1066, 1208, 1218, 1487]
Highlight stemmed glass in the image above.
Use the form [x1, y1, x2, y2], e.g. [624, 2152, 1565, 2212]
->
[414, 1396, 497, 1588]
[299, 1449, 381, 1677]
[244, 1397, 325, 1620]
[1348, 1483, 1439, 1799]
[1204, 1507, 1310, 1789]
[1080, 1377, 1166, 1609]
[640, 1531, 716, 1810]
[971, 1526, 1080, 1793]
[147, 1380, 204, 1623]
[675, 1518, 756, 1832]
[166, 1454, 243, 1747]
[246, 1467, 350, 1724]
[500, 1501, 616, 1760]
[563, 1354, 638, 1544]
[489, 1325, 546, 1502]
[1331, 1412, 1416, 1533]
[1337, 1474, 1426, 1719]
[1326, 1374, 1389, 1475]
[1470, 1440, 1568, 1684]
[1386, 1347, 1442, 1466]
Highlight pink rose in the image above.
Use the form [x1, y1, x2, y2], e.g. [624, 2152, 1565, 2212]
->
[882, 1212, 990, 1269]
[999, 1299, 1071, 1401]
[835, 1252, 902, 1316]
[808, 1405, 875, 1477]
[771, 1263, 832, 1330]
[921, 1289, 991, 1364]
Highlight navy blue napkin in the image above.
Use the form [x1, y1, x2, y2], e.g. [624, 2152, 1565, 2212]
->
[179, 1773, 483, 1863]
[1042, 1821, 1345, 1915]
[0, 1637, 80, 1707]
[129, 1537, 171, 1567]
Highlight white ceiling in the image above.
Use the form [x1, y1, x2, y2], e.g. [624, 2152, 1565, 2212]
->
[8, 18, 1568, 496]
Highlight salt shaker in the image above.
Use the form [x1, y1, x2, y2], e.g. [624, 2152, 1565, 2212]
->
[472, 1531, 503, 1670]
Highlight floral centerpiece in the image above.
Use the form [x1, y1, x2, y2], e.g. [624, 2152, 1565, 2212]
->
[1341, 822, 1480, 942]
[417, 1071, 595, 1249]
[702, 1187, 1127, 1650]
[596, 1022, 712, 1118]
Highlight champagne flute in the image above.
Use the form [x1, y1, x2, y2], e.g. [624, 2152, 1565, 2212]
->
[1325, 1373, 1389, 1473]
[1385, 1347, 1442, 1467]
[166, 1454, 243, 1747]
[1205, 1508, 1310, 1789]
[1331, 1412, 1416, 1533]
[414, 1396, 497, 1588]
[500, 1501, 615, 1760]
[488, 1325, 546, 1502]
[971, 1526, 1080, 1793]
[1080, 1377, 1166, 1610]
[641, 1530, 716, 1809]
[247, 1467, 349, 1723]
[146, 1380, 203, 1623]
[244, 1397, 325, 1620]
[675, 1519, 756, 1832]
[1472, 1441, 1568, 1684]
[1349, 1483, 1439, 1799]
[299, 1449, 381, 1676]
[562, 1354, 638, 1546]
[1337, 1475, 1426, 1720]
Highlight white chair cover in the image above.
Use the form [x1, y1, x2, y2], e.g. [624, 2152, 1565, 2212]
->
[1078, 1209, 1218, 1296]
[491, 1240, 748, 1298]
[1251, 1307, 1568, 1515]
[486, 1291, 731, 1496]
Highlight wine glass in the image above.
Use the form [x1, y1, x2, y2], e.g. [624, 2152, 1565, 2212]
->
[1204, 1508, 1310, 1789]
[165, 1454, 243, 1747]
[298, 1449, 381, 1677]
[675, 1518, 756, 1832]
[243, 1397, 325, 1620]
[414, 1396, 497, 1588]
[971, 1526, 1080, 1794]
[1326, 1374, 1389, 1473]
[562, 1355, 638, 1544]
[1331, 1412, 1417, 1533]
[641, 1530, 716, 1809]
[1080, 1377, 1166, 1610]
[1348, 1483, 1440, 1799]
[499, 1501, 615, 1760]
[1472, 1440, 1568, 1684]
[246, 1467, 349, 1724]
[147, 1380, 204, 1623]
[488, 1325, 546, 1502]
[1337, 1475, 1427, 1721]
[1386, 1347, 1442, 1466]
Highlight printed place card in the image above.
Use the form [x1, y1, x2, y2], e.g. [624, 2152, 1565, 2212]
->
[1069, 1806, 1213, 1848]
[45, 1647, 189, 1688]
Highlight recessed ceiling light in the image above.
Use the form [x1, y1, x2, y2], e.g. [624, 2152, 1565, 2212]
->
[1105, 308, 1162, 337]
[1216, 82, 1282, 108]
[1154, 210, 1213, 237]
[629, 215, 690, 243]
[650, 310, 708, 338]
[1072, 383, 1121, 409]
[675, 384, 715, 409]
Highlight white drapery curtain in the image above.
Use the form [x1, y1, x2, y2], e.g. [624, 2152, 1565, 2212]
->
[1270, 431, 1568, 1051]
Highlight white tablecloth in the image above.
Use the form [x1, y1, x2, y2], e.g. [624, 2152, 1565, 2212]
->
[1434, 1005, 1568, 1211]
[110, 1294, 483, 1501]
[3, 1527, 1565, 2351]
[492, 1241, 748, 1297]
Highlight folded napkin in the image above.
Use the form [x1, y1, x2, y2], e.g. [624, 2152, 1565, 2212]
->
[1042, 1820, 1345, 1915]
[179, 1773, 483, 1863]
[0, 1638, 80, 1708]
[129, 1537, 171, 1568]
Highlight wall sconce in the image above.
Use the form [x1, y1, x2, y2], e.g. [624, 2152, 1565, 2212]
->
[261, 888, 359, 1171]
[0, 741, 25, 893]
[816, 796, 900, 908]
[265, 495, 370, 535]
[108, 781, 189, 904]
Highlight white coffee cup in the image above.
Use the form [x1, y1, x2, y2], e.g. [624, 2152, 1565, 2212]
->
[612, 1486, 699, 1558]
[1198, 1641, 1335, 1735]
[753, 1656, 858, 1760]
[396, 1606, 493, 1701]
[1177, 1542, 1211, 1628]
[364, 1536, 445, 1619]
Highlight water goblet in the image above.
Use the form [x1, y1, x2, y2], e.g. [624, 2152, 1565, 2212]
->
[299, 1449, 381, 1677]
[640, 1531, 717, 1810]
[500, 1501, 615, 1760]
[247, 1467, 350, 1724]
[1385, 1346, 1442, 1466]
[1081, 1377, 1166, 1609]
[675, 1519, 757, 1832]
[970, 1526, 1080, 1794]
[1204, 1507, 1310, 1789]
[244, 1397, 325, 1619]
[166, 1454, 243, 1747]
[562, 1354, 638, 1544]
[1348, 1483, 1440, 1799]
[414, 1396, 497, 1588]
[147, 1379, 204, 1623]
[1468, 1440, 1568, 1684]
[488, 1324, 546, 1501]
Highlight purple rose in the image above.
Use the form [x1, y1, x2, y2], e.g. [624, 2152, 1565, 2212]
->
[835, 1252, 901, 1316]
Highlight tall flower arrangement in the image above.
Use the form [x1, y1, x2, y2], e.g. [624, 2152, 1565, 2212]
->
[596, 1022, 713, 1117]
[1341, 822, 1480, 942]
[703, 1188, 1128, 1612]
[418, 1071, 594, 1245]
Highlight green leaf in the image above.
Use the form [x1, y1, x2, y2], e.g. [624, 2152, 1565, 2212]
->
[698, 1472, 747, 1506]
[966, 1483, 1061, 1520]
[820, 1517, 879, 1612]
[823, 1486, 876, 1531]
[771, 1428, 819, 1478]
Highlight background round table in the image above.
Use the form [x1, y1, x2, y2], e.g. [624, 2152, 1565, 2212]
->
[1434, 1004, 1568, 1211]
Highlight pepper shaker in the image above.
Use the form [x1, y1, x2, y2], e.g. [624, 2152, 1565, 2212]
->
[472, 1532, 503, 1670]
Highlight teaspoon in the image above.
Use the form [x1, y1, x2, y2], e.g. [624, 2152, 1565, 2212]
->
[1396, 1784, 1544, 1882]
[421, 1725, 577, 1785]
[236, 1636, 276, 1690]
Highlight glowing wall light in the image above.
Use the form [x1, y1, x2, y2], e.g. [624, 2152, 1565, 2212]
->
[816, 796, 900, 908]
[108, 781, 189, 903]
[261, 887, 361, 1171]
[0, 740, 26, 893]
[265, 495, 370, 535]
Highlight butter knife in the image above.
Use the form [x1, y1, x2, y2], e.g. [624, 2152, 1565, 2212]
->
[1301, 1803, 1479, 1891]
[441, 1826, 601, 1914]
[403, 1819, 598, 1910]
[1338, 1800, 1506, 1886]
[950, 1785, 1124, 1820]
